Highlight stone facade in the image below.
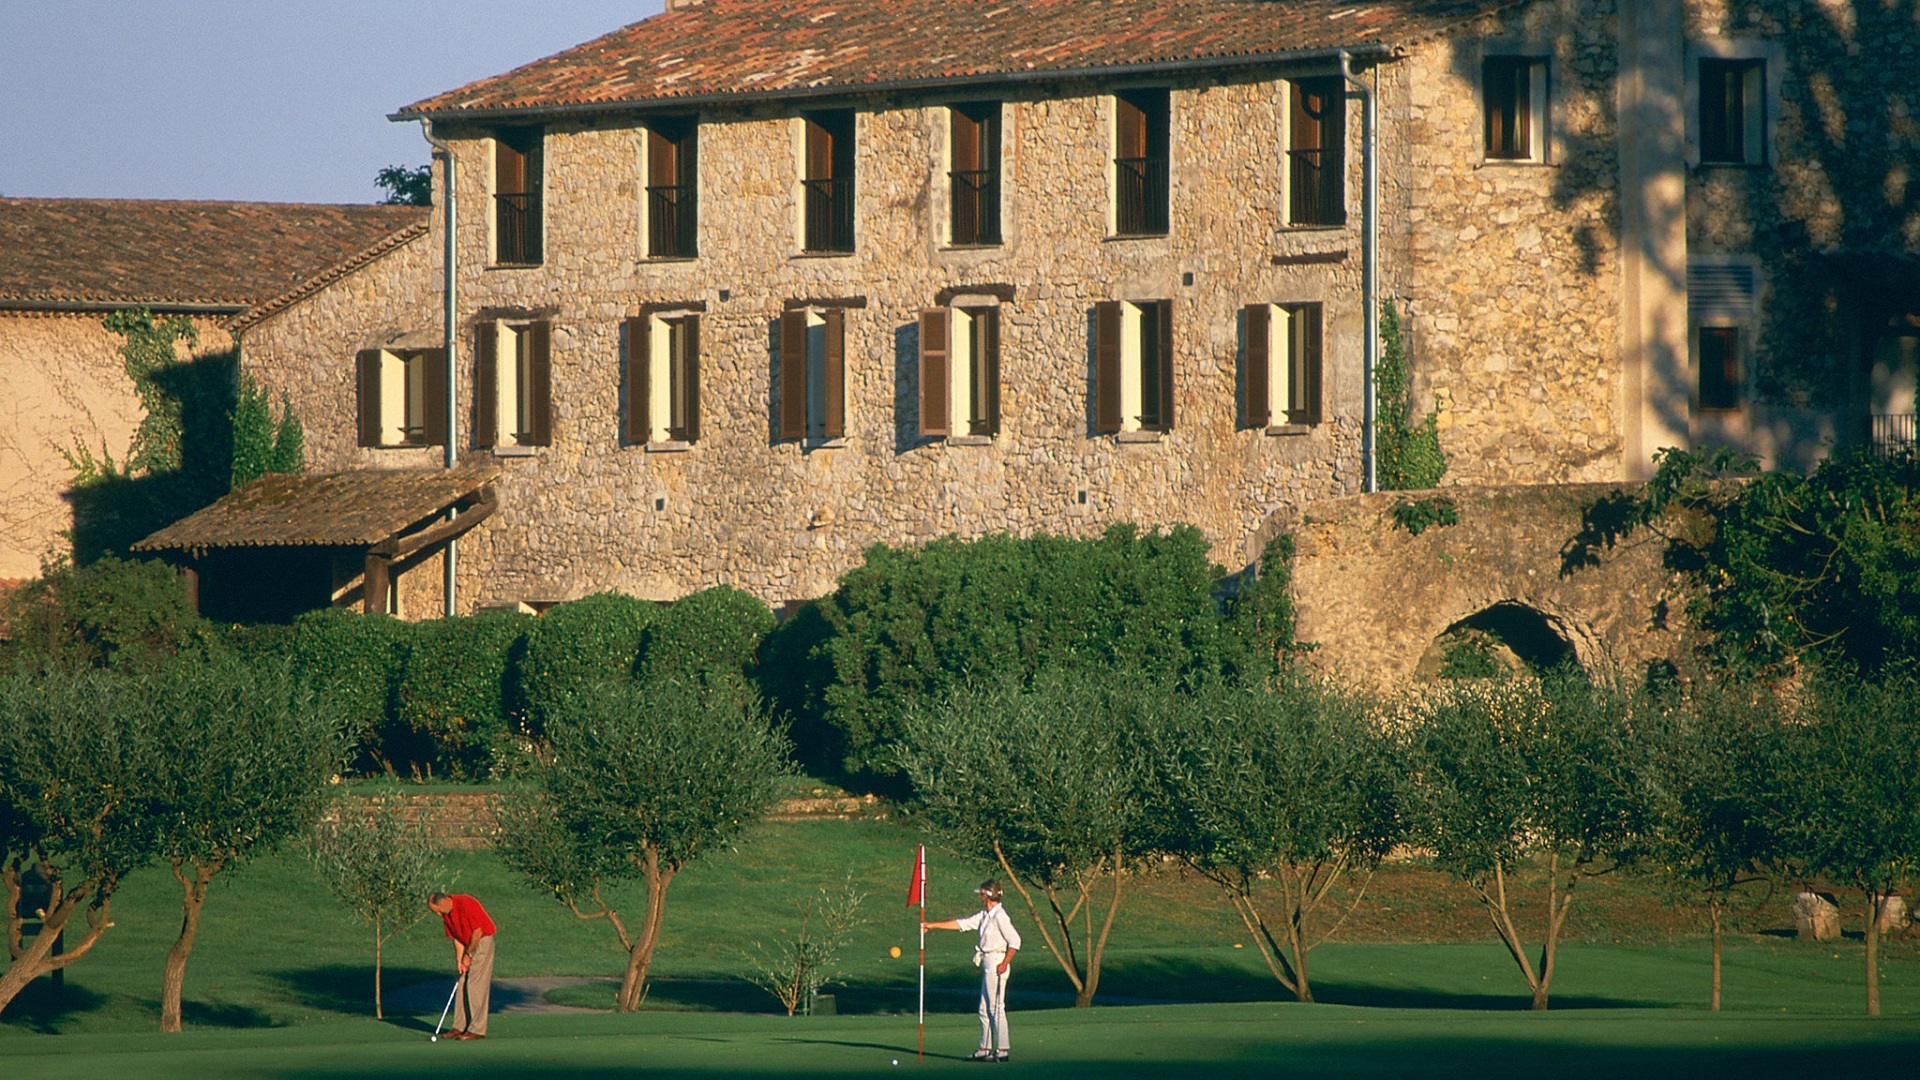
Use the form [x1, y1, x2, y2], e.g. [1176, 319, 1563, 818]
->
[0, 312, 232, 580]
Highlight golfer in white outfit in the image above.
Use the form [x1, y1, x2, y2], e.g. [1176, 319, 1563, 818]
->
[924, 879, 1022, 1062]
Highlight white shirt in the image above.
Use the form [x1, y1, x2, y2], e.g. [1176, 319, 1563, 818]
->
[955, 903, 1022, 953]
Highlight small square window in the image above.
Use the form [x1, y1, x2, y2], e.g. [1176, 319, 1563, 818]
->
[1094, 299, 1175, 433]
[356, 347, 446, 447]
[1697, 326, 1742, 412]
[1699, 58, 1766, 166]
[1483, 57, 1548, 163]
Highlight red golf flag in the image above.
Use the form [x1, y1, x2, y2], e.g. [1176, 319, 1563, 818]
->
[906, 844, 925, 906]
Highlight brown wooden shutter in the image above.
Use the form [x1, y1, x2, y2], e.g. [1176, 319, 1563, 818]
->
[1116, 96, 1146, 160]
[421, 348, 448, 445]
[1294, 304, 1324, 425]
[684, 314, 702, 443]
[527, 321, 553, 446]
[822, 308, 846, 439]
[474, 323, 497, 448]
[357, 349, 383, 446]
[779, 310, 807, 441]
[981, 308, 1001, 437]
[1095, 301, 1123, 434]
[1155, 300, 1175, 432]
[918, 307, 950, 438]
[1244, 305, 1271, 429]
[626, 316, 650, 444]
[806, 118, 831, 182]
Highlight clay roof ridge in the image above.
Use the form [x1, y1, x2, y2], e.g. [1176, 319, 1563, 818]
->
[227, 220, 432, 334]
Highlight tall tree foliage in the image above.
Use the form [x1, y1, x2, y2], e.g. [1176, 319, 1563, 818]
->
[897, 673, 1158, 1007]
[147, 654, 343, 1032]
[1143, 676, 1402, 1003]
[494, 679, 788, 1012]
[228, 374, 305, 487]
[307, 798, 445, 1018]
[1407, 672, 1648, 1010]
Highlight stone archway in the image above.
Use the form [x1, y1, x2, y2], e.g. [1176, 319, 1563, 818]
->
[1413, 601, 1577, 680]
[1251, 484, 1692, 689]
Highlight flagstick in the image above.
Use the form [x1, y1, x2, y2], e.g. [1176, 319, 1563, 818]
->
[917, 850, 926, 1062]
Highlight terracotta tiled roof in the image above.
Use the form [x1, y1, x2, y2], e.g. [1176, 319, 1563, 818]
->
[395, 0, 1519, 119]
[0, 199, 429, 312]
[225, 220, 431, 334]
[132, 467, 497, 552]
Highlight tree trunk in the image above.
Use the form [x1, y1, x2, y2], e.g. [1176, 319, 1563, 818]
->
[0, 890, 111, 1016]
[616, 851, 674, 1013]
[161, 861, 217, 1033]
[374, 917, 385, 1019]
[1709, 902, 1723, 1012]
[1865, 891, 1881, 1017]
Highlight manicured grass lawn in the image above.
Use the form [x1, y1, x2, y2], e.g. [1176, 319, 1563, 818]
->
[6, 813, 1919, 1075]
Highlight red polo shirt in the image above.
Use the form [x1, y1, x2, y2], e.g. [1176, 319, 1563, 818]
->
[439, 894, 496, 947]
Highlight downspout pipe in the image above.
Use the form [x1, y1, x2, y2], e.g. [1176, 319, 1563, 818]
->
[421, 119, 460, 616]
[1340, 51, 1380, 494]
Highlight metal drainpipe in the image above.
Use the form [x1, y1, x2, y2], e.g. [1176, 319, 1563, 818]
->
[1340, 51, 1380, 494]
[421, 119, 460, 616]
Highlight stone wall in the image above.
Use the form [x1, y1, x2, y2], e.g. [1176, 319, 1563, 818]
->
[0, 311, 231, 579]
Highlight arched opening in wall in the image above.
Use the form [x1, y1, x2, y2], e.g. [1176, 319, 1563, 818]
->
[1415, 602, 1575, 680]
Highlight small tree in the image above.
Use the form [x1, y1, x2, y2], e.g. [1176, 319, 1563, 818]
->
[1638, 678, 1784, 1010]
[375, 164, 432, 207]
[1766, 670, 1920, 1017]
[745, 876, 866, 1016]
[147, 654, 344, 1031]
[495, 679, 788, 1012]
[897, 672, 1156, 1007]
[0, 665, 160, 1015]
[1145, 676, 1402, 1003]
[1407, 671, 1647, 1010]
[307, 799, 445, 1018]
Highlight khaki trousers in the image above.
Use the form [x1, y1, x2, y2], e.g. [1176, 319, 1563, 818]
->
[454, 934, 495, 1036]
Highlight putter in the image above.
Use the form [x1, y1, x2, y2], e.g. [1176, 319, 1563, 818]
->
[431, 975, 462, 1042]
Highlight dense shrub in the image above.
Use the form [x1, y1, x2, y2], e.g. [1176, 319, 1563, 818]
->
[755, 599, 837, 772]
[516, 592, 660, 733]
[1, 555, 202, 667]
[286, 608, 413, 772]
[817, 525, 1245, 780]
[393, 610, 534, 779]
[1223, 533, 1300, 681]
[642, 585, 775, 698]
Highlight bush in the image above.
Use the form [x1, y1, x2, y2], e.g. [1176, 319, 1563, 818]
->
[818, 525, 1243, 781]
[1224, 533, 1300, 681]
[1, 555, 202, 667]
[516, 592, 660, 733]
[642, 586, 775, 698]
[756, 599, 837, 771]
[287, 608, 413, 773]
[393, 610, 534, 779]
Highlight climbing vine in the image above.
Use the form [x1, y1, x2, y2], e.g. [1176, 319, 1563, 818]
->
[1376, 301, 1448, 491]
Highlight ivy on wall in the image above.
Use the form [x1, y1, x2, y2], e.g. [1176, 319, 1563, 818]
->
[1376, 301, 1448, 491]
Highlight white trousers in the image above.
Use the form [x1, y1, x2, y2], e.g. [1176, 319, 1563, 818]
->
[977, 953, 1011, 1050]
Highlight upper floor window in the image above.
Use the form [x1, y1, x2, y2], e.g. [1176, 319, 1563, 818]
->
[802, 112, 856, 253]
[918, 304, 1001, 439]
[1483, 57, 1548, 162]
[778, 307, 847, 441]
[949, 103, 1002, 246]
[1243, 303, 1324, 428]
[356, 347, 446, 447]
[476, 319, 552, 448]
[1287, 79, 1345, 227]
[1698, 58, 1767, 166]
[1688, 259, 1760, 415]
[646, 120, 699, 258]
[626, 311, 701, 444]
[1094, 299, 1173, 434]
[492, 126, 544, 265]
[1113, 90, 1170, 236]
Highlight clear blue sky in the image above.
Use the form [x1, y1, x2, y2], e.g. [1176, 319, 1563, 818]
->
[0, 1, 664, 204]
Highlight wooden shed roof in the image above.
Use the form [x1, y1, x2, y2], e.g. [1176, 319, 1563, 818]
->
[132, 467, 497, 553]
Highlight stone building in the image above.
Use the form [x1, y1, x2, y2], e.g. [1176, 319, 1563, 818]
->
[0, 199, 426, 582]
[151, 0, 1917, 630]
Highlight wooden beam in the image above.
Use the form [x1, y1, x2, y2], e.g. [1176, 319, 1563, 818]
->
[363, 553, 391, 615]
[369, 493, 499, 558]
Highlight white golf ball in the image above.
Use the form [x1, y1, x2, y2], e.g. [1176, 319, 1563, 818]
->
[891, 1060, 898, 1066]
[430, 1036, 438, 1043]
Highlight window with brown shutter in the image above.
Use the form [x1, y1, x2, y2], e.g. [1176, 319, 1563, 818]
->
[803, 112, 855, 252]
[523, 321, 552, 446]
[474, 323, 498, 448]
[919, 307, 951, 438]
[1114, 90, 1169, 236]
[821, 308, 845, 439]
[647, 119, 699, 257]
[1243, 306, 1271, 429]
[357, 350, 383, 447]
[420, 349, 449, 445]
[1143, 299, 1173, 431]
[626, 316, 650, 445]
[1095, 301, 1124, 434]
[1286, 303, 1323, 425]
[679, 315, 701, 443]
[1287, 79, 1345, 227]
[972, 307, 1001, 437]
[493, 126, 544, 265]
[779, 310, 808, 441]
[949, 103, 1001, 246]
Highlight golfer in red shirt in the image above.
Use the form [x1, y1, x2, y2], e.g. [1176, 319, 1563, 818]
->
[428, 892, 496, 1039]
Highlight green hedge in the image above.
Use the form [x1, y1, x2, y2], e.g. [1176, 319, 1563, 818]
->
[642, 585, 775, 697]
[1, 555, 202, 668]
[394, 609, 535, 779]
[516, 592, 661, 732]
[286, 608, 413, 772]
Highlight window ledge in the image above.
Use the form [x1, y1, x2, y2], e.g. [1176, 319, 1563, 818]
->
[486, 262, 545, 270]
[793, 250, 856, 260]
[1115, 430, 1165, 444]
[942, 243, 1004, 252]
[1105, 232, 1170, 243]
[492, 445, 538, 458]
[1475, 159, 1557, 169]
[644, 255, 699, 264]
[804, 437, 849, 450]
[645, 440, 693, 453]
[1264, 423, 1313, 437]
[946, 435, 993, 447]
[1278, 223, 1346, 234]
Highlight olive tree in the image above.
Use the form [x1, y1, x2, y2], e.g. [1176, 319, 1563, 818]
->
[1144, 676, 1402, 1003]
[148, 654, 344, 1032]
[0, 665, 160, 1015]
[896, 673, 1158, 1008]
[1766, 671, 1920, 1017]
[307, 797, 446, 1018]
[1407, 671, 1648, 1010]
[495, 679, 788, 1012]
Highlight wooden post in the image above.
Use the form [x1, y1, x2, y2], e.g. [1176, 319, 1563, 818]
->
[364, 553, 391, 615]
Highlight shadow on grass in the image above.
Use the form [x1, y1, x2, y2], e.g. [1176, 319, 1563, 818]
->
[0, 978, 109, 1033]
[270, 965, 446, 1018]
[180, 1000, 279, 1029]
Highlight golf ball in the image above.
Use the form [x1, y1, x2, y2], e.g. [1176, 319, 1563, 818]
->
[892, 1060, 899, 1066]
[889, 946, 902, 958]
[431, 1036, 438, 1043]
